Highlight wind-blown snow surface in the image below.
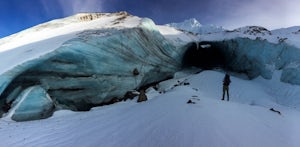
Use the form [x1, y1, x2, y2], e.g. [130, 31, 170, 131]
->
[1, 70, 300, 147]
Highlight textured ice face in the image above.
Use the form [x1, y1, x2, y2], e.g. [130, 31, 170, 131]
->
[6, 86, 54, 121]
[0, 25, 185, 119]
[198, 38, 300, 83]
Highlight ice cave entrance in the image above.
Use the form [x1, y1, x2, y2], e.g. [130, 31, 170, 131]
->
[182, 42, 226, 70]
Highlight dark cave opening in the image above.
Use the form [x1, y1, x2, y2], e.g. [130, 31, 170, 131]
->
[182, 42, 226, 70]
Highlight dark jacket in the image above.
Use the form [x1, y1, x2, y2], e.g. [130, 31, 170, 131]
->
[223, 74, 231, 86]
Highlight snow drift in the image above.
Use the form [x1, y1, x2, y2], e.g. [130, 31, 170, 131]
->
[1, 70, 300, 147]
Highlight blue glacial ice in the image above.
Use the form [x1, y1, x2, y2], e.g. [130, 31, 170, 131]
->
[1, 16, 300, 121]
[5, 86, 54, 121]
[0, 18, 187, 120]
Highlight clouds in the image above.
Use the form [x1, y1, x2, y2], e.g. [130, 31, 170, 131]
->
[0, 0, 107, 38]
[1, 0, 300, 38]
[57, 0, 104, 16]
[103, 0, 212, 25]
[40, 0, 63, 17]
[40, 0, 104, 17]
[0, 1, 54, 38]
[213, 0, 300, 29]
[284, 0, 300, 28]
[102, 0, 300, 30]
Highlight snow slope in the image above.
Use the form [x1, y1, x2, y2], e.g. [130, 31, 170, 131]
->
[0, 12, 194, 75]
[0, 12, 142, 74]
[1, 70, 300, 147]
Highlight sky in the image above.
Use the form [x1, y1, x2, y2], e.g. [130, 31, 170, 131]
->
[0, 0, 300, 38]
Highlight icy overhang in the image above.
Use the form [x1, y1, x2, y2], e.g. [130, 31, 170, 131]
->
[0, 24, 183, 121]
[182, 38, 300, 85]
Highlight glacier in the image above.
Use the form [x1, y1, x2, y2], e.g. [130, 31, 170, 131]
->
[168, 19, 299, 83]
[0, 13, 192, 121]
[194, 38, 300, 82]
[0, 12, 300, 121]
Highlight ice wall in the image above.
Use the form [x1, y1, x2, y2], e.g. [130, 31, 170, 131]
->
[0, 19, 186, 120]
[9, 86, 54, 121]
[203, 38, 300, 84]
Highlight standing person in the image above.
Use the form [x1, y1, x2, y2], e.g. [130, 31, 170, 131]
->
[222, 74, 231, 101]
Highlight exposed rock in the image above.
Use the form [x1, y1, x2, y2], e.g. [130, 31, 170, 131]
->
[133, 68, 139, 76]
[233, 26, 272, 35]
[187, 100, 196, 104]
[124, 90, 139, 100]
[137, 90, 147, 103]
[270, 108, 281, 115]
[1, 101, 12, 113]
[187, 97, 200, 104]
[183, 82, 190, 85]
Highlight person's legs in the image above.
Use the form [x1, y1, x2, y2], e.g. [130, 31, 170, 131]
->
[222, 86, 225, 100]
[226, 87, 229, 101]
[223, 86, 229, 101]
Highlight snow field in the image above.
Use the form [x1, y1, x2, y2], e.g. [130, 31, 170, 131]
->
[1, 70, 300, 147]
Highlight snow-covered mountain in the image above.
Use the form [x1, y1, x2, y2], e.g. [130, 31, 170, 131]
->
[166, 18, 224, 34]
[232, 26, 272, 36]
[272, 26, 300, 35]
